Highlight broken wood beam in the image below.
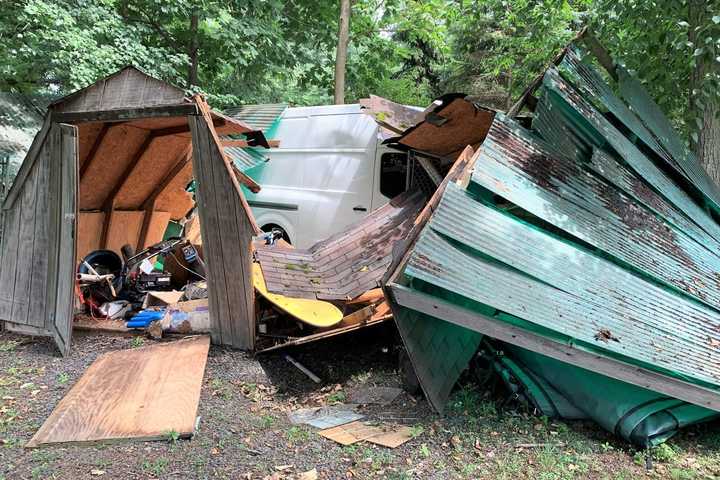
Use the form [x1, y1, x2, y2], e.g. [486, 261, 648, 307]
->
[284, 354, 321, 383]
[221, 139, 280, 148]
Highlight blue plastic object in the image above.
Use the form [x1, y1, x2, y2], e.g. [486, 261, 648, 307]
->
[126, 309, 165, 329]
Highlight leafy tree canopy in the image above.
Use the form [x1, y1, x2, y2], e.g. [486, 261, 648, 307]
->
[1, 0, 718, 158]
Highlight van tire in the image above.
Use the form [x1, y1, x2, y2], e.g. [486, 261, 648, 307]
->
[261, 224, 291, 244]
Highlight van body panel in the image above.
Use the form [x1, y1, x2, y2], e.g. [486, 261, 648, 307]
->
[244, 104, 406, 249]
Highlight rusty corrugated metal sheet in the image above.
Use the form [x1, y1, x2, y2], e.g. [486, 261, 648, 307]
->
[535, 68, 720, 244]
[383, 38, 720, 421]
[473, 115, 720, 311]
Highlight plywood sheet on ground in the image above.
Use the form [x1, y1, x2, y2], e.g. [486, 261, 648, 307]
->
[27, 336, 210, 447]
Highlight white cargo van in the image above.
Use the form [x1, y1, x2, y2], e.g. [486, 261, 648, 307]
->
[237, 104, 410, 249]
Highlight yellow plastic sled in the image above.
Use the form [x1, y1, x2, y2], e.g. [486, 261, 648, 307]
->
[252, 263, 343, 328]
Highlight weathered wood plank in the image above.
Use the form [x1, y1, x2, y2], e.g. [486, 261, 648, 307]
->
[44, 125, 62, 343]
[10, 157, 39, 325]
[52, 123, 78, 356]
[51, 103, 198, 124]
[28, 149, 50, 328]
[0, 197, 22, 320]
[388, 284, 720, 412]
[189, 115, 228, 345]
[189, 110, 254, 349]
[3, 115, 51, 210]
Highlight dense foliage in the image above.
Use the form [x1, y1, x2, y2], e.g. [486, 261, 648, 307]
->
[1, 0, 718, 167]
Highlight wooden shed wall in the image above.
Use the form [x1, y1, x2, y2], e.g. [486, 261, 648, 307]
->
[189, 113, 255, 350]
[51, 67, 186, 114]
[0, 122, 77, 355]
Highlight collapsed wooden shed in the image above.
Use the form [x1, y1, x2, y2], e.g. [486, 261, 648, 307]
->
[0, 67, 264, 355]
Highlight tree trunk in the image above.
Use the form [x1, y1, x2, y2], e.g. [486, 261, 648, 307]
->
[334, 0, 351, 105]
[689, 0, 720, 184]
[187, 12, 200, 89]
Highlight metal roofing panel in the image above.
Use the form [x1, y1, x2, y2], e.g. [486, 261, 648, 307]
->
[404, 182, 720, 388]
[536, 68, 720, 244]
[587, 148, 719, 250]
[471, 116, 720, 312]
[224, 103, 287, 133]
[616, 67, 719, 209]
[559, 46, 720, 212]
[225, 146, 267, 173]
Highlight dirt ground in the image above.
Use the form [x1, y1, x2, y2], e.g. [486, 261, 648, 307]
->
[1, 325, 719, 480]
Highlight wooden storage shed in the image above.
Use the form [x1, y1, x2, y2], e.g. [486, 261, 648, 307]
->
[0, 67, 264, 355]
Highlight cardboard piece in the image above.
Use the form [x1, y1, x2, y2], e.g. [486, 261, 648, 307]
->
[317, 421, 383, 446]
[142, 290, 184, 309]
[318, 421, 416, 449]
[366, 426, 414, 448]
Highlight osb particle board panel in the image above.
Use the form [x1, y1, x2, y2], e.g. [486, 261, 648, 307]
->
[79, 124, 150, 210]
[155, 161, 195, 219]
[27, 336, 210, 447]
[140, 210, 172, 249]
[105, 211, 143, 254]
[115, 135, 190, 209]
[77, 212, 105, 262]
[399, 99, 495, 156]
[76, 122, 106, 170]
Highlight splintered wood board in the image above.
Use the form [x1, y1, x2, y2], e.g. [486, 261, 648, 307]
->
[27, 336, 210, 448]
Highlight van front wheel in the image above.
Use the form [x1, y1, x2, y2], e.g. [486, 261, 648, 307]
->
[261, 224, 291, 245]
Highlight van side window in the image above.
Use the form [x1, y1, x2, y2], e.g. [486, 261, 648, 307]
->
[380, 152, 408, 199]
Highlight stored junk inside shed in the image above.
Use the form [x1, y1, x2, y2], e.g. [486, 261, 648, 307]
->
[383, 31, 720, 447]
[0, 66, 270, 355]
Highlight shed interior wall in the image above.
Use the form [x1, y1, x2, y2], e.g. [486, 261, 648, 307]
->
[75, 116, 196, 260]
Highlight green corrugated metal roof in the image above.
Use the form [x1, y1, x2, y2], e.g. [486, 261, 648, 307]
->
[226, 146, 267, 173]
[224, 103, 287, 134]
[223, 103, 286, 173]
[386, 39, 720, 445]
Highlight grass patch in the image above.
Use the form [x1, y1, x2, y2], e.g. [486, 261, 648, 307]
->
[0, 341, 20, 352]
[287, 426, 310, 443]
[142, 457, 169, 477]
[130, 337, 144, 348]
[327, 390, 347, 404]
[164, 429, 180, 444]
[56, 372, 69, 385]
